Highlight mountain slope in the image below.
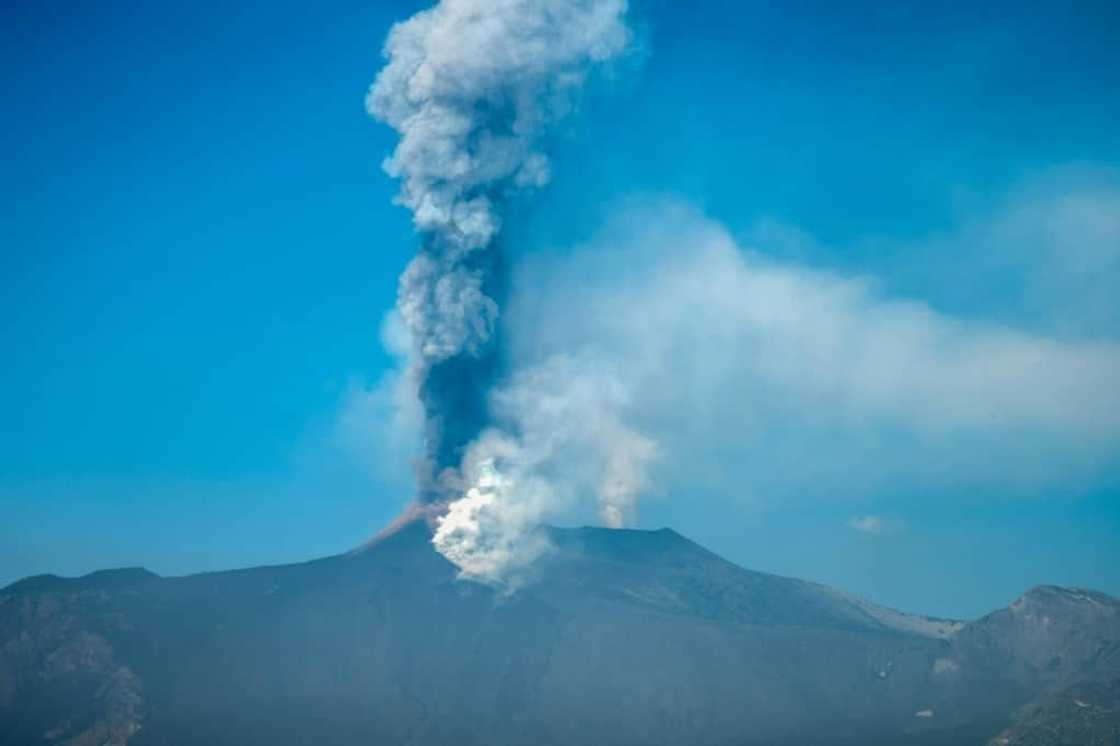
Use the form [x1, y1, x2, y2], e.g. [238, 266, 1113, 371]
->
[1, 523, 1116, 746]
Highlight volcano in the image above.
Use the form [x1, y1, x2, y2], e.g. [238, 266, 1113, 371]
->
[2, 522, 1118, 746]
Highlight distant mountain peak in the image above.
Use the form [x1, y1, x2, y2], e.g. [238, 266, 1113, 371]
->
[1013, 584, 1120, 609]
[1, 566, 159, 595]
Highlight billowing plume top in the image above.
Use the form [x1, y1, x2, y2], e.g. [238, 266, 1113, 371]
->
[368, 0, 631, 258]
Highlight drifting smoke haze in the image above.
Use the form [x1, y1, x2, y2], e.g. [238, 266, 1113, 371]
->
[368, 0, 641, 583]
[506, 200, 1120, 504]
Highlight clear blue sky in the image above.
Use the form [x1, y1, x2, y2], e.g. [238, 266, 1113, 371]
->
[3, 0, 1118, 619]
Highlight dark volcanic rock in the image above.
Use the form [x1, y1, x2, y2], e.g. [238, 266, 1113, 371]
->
[1, 524, 1116, 746]
[990, 678, 1120, 746]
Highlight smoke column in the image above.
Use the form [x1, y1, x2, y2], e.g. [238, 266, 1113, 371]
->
[368, 0, 632, 505]
[369, 0, 652, 586]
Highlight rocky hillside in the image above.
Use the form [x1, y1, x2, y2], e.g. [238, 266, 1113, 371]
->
[1, 523, 1116, 746]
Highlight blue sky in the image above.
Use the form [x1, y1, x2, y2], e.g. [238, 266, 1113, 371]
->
[3, 0, 1119, 618]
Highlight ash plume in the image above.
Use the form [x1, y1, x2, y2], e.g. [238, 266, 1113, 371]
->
[368, 0, 640, 580]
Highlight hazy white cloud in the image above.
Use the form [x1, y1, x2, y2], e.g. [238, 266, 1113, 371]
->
[847, 515, 885, 535]
[326, 313, 423, 493]
[505, 198, 1120, 506]
[771, 168, 1120, 340]
[967, 171, 1120, 337]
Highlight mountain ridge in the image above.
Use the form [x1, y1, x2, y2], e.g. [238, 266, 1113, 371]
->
[2, 522, 1117, 745]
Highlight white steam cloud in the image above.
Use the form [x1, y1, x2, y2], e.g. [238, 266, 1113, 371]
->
[507, 200, 1120, 505]
[432, 357, 657, 586]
